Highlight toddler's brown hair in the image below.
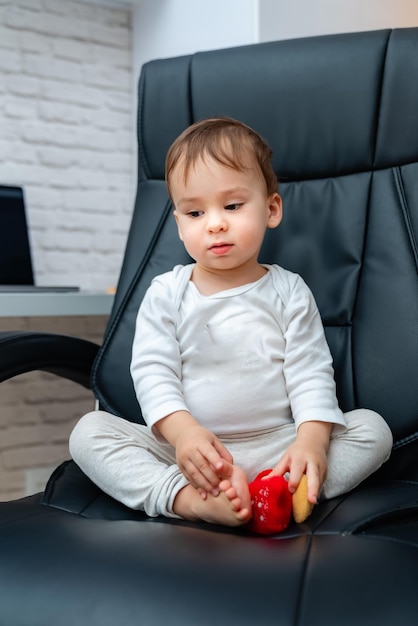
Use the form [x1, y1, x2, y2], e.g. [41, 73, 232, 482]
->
[165, 117, 278, 201]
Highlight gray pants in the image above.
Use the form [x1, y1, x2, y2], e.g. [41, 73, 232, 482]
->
[69, 409, 392, 518]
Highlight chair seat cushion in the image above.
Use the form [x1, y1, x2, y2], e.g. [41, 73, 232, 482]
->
[1, 471, 418, 626]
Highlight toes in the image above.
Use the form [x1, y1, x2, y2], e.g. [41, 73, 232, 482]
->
[237, 507, 252, 522]
[224, 485, 238, 500]
[218, 479, 232, 492]
[228, 496, 241, 511]
[222, 487, 241, 511]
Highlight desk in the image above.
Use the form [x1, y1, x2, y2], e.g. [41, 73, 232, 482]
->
[0, 292, 114, 317]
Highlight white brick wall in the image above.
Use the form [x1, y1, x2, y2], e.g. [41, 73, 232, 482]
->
[0, 0, 134, 290]
[0, 0, 135, 501]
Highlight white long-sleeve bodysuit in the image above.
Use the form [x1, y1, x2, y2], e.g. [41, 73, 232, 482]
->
[131, 264, 346, 437]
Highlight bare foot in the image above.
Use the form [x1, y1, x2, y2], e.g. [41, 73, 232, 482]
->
[173, 474, 251, 528]
[218, 464, 252, 519]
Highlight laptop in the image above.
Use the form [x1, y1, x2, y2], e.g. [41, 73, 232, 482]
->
[0, 185, 79, 292]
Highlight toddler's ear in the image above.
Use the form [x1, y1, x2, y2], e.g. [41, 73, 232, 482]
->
[173, 210, 184, 241]
[267, 193, 283, 229]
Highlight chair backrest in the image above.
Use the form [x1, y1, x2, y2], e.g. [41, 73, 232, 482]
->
[91, 28, 418, 479]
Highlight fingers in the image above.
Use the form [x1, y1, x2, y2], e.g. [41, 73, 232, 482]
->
[269, 455, 288, 479]
[287, 461, 307, 495]
[181, 457, 220, 494]
[179, 442, 233, 494]
[269, 451, 302, 490]
[213, 438, 234, 466]
[305, 470, 320, 504]
[307, 462, 327, 504]
[271, 453, 326, 504]
[175, 426, 233, 494]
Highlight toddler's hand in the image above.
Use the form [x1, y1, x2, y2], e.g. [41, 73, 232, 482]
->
[271, 421, 332, 504]
[175, 424, 233, 495]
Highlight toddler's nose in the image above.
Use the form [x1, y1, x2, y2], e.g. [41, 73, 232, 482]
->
[207, 211, 227, 233]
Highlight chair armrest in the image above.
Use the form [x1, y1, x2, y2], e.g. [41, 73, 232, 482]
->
[0, 331, 100, 389]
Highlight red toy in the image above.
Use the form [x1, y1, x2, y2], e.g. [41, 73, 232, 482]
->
[247, 470, 292, 535]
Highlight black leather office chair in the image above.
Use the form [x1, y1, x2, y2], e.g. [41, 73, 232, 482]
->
[1, 28, 418, 625]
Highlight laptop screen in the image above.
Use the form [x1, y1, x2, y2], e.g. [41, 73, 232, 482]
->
[0, 185, 35, 285]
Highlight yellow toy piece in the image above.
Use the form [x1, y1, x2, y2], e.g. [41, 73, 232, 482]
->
[292, 475, 314, 523]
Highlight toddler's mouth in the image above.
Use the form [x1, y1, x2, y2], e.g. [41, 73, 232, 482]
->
[209, 243, 233, 255]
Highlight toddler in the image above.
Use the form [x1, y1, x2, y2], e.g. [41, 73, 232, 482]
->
[70, 117, 393, 531]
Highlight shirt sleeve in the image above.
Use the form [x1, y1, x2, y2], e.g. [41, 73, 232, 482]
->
[130, 275, 189, 434]
[282, 275, 346, 432]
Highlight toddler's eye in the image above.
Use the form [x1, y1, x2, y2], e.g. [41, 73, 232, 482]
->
[188, 210, 203, 218]
[225, 203, 241, 211]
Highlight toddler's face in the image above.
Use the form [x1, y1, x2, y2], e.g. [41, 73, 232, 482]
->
[171, 155, 282, 277]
